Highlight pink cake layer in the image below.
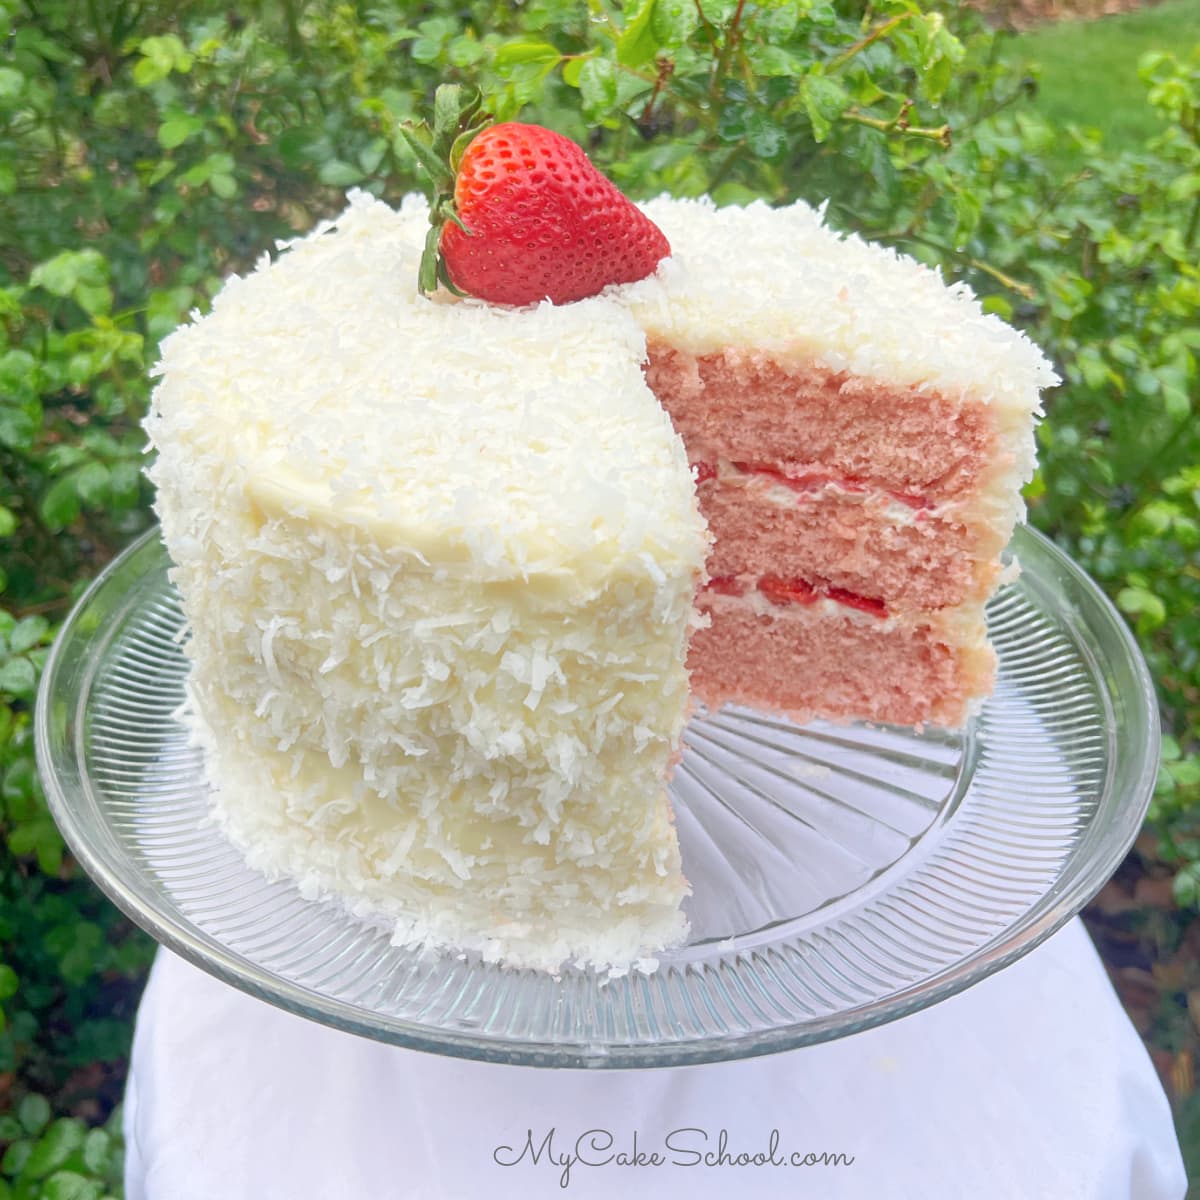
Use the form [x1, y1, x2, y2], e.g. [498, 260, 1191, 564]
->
[646, 343, 1001, 501]
[697, 464, 1004, 610]
[689, 594, 995, 728]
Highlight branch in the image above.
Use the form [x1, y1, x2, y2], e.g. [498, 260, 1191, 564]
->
[828, 13, 913, 73]
[843, 103, 951, 149]
[638, 56, 675, 132]
[880, 231, 1037, 299]
[692, 0, 718, 39]
[709, 0, 748, 99]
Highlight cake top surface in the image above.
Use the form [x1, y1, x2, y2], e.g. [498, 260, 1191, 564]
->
[149, 190, 705, 583]
[621, 195, 1058, 413]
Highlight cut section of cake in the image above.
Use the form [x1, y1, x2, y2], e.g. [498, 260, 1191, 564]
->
[145, 192, 709, 973]
[623, 196, 1056, 727]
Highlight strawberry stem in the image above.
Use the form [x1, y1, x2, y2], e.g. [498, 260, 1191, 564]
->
[398, 84, 493, 296]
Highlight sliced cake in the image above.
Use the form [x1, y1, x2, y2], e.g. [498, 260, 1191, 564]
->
[146, 174, 1055, 973]
[623, 196, 1054, 727]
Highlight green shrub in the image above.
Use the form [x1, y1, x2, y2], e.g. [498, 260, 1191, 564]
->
[0, 1095, 124, 1199]
[1, 0, 1197, 1190]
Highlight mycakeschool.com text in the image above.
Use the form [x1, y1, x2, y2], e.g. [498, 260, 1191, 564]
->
[491, 1127, 856, 1189]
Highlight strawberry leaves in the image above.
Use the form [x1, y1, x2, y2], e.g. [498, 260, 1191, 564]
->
[399, 84, 492, 295]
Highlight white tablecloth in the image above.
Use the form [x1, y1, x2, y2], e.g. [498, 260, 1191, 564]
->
[124, 919, 1185, 1199]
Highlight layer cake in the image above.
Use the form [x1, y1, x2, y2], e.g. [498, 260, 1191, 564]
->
[146, 190, 1055, 972]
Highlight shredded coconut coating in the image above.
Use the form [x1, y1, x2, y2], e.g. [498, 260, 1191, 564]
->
[146, 191, 708, 973]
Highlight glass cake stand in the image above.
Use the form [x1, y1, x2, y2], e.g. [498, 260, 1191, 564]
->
[36, 526, 1158, 1068]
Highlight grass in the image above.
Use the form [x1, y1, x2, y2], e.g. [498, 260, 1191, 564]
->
[1004, 0, 1200, 154]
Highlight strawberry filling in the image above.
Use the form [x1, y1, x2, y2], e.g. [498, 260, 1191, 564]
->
[825, 586, 889, 618]
[704, 574, 745, 596]
[701, 574, 888, 618]
[758, 575, 818, 606]
[694, 459, 932, 512]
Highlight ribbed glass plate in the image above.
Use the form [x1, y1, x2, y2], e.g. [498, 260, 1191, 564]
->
[37, 526, 1158, 1068]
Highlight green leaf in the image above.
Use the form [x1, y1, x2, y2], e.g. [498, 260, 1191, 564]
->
[29, 251, 110, 314]
[1117, 586, 1166, 629]
[617, 0, 659, 68]
[22, 1120, 86, 1180]
[1166, 173, 1200, 203]
[0, 964, 17, 998]
[36, 827, 64, 877]
[4, 822, 58, 872]
[74, 284, 113, 317]
[0, 656, 35, 698]
[750, 45, 804, 77]
[652, 0, 699, 47]
[1174, 863, 1200, 908]
[317, 161, 364, 188]
[18, 1094, 51, 1136]
[72, 459, 112, 505]
[0, 404, 37, 452]
[81, 1130, 111, 1176]
[30, 251, 103, 298]
[10, 616, 48, 654]
[41, 1172, 102, 1200]
[953, 189, 982, 242]
[7, 815, 57, 859]
[1170, 757, 1200, 788]
[396, 127, 454, 192]
[157, 115, 204, 150]
[577, 57, 618, 118]
[2, 755, 36, 812]
[494, 41, 561, 68]
[0, 67, 24, 102]
[276, 126, 321, 166]
[54, 920, 104, 986]
[447, 35, 486, 68]
[0, 1140, 31, 1177]
[0, 506, 16, 538]
[409, 36, 444, 65]
[982, 295, 1013, 321]
[133, 34, 193, 87]
[209, 172, 237, 199]
[799, 73, 849, 143]
[562, 55, 592, 88]
[39, 476, 81, 531]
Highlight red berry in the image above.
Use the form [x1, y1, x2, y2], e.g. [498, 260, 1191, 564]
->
[758, 576, 818, 607]
[440, 123, 670, 306]
[825, 587, 888, 618]
[704, 575, 745, 597]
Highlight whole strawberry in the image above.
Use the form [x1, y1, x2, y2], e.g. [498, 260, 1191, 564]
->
[401, 86, 670, 306]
